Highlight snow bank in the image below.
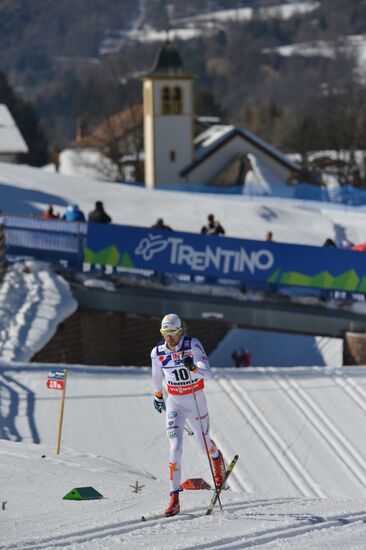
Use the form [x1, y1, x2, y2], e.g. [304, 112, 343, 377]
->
[0, 260, 77, 362]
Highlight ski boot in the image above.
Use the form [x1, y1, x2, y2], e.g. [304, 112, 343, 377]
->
[212, 450, 226, 488]
[165, 490, 180, 517]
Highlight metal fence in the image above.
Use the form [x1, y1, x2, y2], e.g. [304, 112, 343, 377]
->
[4, 215, 87, 270]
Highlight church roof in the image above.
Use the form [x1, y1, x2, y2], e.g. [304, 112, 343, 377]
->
[144, 40, 193, 78]
[181, 125, 300, 177]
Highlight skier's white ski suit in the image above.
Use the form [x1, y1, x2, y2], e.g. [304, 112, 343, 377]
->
[151, 335, 220, 492]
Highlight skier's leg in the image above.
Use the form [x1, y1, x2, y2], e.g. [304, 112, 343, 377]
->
[188, 391, 226, 486]
[165, 396, 185, 493]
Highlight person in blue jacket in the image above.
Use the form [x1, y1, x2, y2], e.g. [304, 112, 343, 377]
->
[63, 204, 86, 222]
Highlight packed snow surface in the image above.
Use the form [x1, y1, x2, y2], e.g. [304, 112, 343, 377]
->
[0, 260, 77, 362]
[1, 364, 366, 549]
[1, 160, 366, 247]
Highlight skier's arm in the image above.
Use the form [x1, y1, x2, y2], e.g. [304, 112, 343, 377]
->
[151, 350, 164, 394]
[151, 349, 166, 413]
[189, 337, 213, 380]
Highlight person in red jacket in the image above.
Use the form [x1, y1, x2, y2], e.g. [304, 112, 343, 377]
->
[41, 205, 60, 220]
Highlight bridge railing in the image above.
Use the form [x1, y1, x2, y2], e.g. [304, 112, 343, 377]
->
[85, 223, 366, 297]
[4, 215, 86, 270]
[2, 215, 366, 298]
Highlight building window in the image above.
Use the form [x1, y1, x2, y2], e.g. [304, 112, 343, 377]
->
[170, 150, 176, 162]
[162, 87, 171, 115]
[161, 86, 183, 115]
[172, 87, 182, 114]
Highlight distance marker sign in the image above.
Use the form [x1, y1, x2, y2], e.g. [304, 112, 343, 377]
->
[46, 378, 64, 390]
[46, 369, 68, 454]
[47, 370, 65, 390]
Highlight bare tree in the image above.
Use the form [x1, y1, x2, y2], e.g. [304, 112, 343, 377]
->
[71, 62, 144, 182]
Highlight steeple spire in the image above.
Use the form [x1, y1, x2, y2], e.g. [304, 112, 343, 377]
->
[145, 40, 191, 78]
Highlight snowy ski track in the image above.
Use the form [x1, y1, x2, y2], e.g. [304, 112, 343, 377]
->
[264, 367, 366, 492]
[2, 366, 366, 549]
[330, 368, 366, 414]
[1, 498, 296, 550]
[211, 367, 366, 499]
[7, 504, 366, 550]
[217, 373, 323, 497]
[180, 510, 366, 550]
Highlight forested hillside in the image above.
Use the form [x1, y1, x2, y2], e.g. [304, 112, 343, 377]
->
[1, 0, 366, 180]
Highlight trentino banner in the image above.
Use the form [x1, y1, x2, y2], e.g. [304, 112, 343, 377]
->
[85, 223, 366, 293]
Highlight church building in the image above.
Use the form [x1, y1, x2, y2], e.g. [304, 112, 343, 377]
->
[142, 41, 300, 190]
[142, 41, 195, 187]
[68, 41, 300, 190]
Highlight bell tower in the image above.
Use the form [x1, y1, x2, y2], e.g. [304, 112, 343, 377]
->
[142, 41, 195, 187]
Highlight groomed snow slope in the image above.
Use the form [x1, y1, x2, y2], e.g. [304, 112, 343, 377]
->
[1, 364, 366, 549]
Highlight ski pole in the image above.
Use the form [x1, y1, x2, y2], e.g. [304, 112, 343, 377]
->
[187, 366, 223, 511]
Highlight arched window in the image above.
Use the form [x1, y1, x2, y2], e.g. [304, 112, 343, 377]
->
[172, 87, 182, 114]
[161, 86, 183, 115]
[162, 87, 171, 115]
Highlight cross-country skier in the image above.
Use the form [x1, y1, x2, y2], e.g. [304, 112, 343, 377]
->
[151, 313, 226, 517]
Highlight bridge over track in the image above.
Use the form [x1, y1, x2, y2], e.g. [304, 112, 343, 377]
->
[71, 281, 366, 339]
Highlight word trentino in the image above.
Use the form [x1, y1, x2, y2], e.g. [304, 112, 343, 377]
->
[168, 238, 273, 274]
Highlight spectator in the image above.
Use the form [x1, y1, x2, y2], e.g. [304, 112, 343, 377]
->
[63, 204, 85, 222]
[266, 231, 273, 241]
[41, 205, 60, 220]
[243, 349, 251, 367]
[231, 349, 242, 368]
[323, 238, 337, 247]
[231, 349, 251, 368]
[201, 214, 225, 236]
[88, 201, 112, 224]
[151, 218, 172, 231]
[351, 242, 366, 251]
[341, 238, 354, 249]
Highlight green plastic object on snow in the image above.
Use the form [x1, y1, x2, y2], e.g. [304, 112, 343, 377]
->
[63, 486, 103, 500]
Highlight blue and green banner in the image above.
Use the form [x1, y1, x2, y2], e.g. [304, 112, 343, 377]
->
[85, 223, 366, 293]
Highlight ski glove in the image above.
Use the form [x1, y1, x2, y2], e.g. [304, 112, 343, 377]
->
[182, 354, 197, 372]
[154, 392, 166, 413]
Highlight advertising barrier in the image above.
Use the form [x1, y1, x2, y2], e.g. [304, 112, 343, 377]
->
[85, 223, 366, 293]
[4, 215, 86, 270]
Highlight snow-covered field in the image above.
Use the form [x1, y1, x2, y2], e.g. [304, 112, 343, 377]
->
[1, 160, 366, 246]
[1, 365, 366, 549]
[0, 261, 77, 363]
[100, 1, 320, 52]
[0, 161, 366, 548]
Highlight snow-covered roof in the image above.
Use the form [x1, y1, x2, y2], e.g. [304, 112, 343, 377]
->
[182, 124, 299, 177]
[0, 104, 28, 154]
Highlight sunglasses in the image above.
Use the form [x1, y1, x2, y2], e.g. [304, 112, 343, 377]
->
[160, 328, 182, 337]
